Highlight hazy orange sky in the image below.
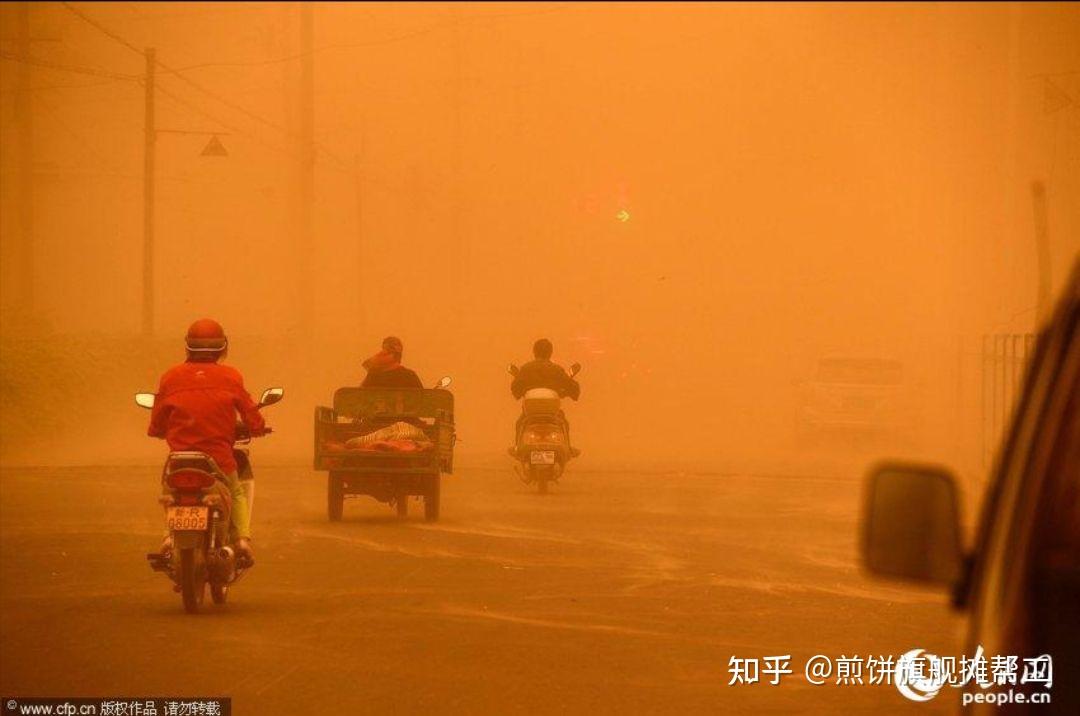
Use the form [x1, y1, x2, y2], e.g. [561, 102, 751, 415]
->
[1, 2, 1077, 471]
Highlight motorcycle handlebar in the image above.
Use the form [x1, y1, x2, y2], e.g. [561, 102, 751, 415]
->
[234, 424, 273, 441]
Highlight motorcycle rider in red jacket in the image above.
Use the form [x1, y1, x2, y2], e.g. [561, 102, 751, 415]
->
[148, 319, 266, 561]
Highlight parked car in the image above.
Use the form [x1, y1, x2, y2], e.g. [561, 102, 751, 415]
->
[861, 259, 1078, 713]
[799, 355, 913, 435]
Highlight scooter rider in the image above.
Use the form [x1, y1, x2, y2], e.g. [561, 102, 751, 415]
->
[510, 338, 581, 455]
[148, 318, 266, 562]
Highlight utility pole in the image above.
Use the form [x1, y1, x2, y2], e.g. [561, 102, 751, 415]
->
[297, 1, 315, 334]
[354, 115, 365, 330]
[142, 47, 156, 337]
[449, 3, 464, 321]
[14, 1, 34, 323]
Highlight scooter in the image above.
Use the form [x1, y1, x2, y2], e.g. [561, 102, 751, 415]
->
[136, 387, 283, 613]
[507, 364, 580, 494]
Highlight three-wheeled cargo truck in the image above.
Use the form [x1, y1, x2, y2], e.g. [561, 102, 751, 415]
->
[314, 383, 455, 522]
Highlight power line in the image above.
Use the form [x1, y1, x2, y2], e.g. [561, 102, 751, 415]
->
[60, 1, 143, 54]
[0, 77, 124, 93]
[57, 6, 331, 189]
[62, 2, 288, 135]
[172, 20, 459, 72]
[150, 81, 243, 136]
[59, 2, 366, 179]
[168, 3, 580, 73]
[0, 50, 138, 80]
[156, 59, 358, 172]
[152, 79, 305, 163]
[23, 6, 290, 160]
[160, 59, 288, 134]
[119, 2, 282, 21]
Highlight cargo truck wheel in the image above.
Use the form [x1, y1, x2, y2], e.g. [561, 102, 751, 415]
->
[424, 476, 440, 522]
[328, 474, 344, 522]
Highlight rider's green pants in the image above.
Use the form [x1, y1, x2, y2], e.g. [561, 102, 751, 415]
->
[224, 471, 252, 541]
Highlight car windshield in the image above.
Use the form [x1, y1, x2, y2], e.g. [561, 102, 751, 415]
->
[816, 359, 904, 385]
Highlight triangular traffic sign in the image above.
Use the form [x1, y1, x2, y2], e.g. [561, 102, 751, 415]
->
[201, 134, 228, 157]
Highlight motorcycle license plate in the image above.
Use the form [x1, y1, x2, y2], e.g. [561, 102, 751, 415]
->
[166, 505, 209, 531]
[530, 451, 556, 465]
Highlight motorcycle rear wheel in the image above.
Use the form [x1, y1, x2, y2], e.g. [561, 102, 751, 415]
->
[179, 548, 206, 614]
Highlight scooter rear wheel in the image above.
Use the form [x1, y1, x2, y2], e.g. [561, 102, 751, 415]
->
[210, 582, 228, 605]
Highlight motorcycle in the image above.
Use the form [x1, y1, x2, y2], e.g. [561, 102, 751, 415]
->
[136, 386, 283, 613]
[507, 363, 581, 494]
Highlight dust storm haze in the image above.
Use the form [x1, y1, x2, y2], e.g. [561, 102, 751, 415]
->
[1, 2, 1079, 713]
[1, 2, 1078, 472]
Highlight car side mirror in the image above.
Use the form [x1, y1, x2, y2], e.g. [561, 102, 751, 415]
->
[135, 392, 156, 409]
[508, 364, 519, 377]
[259, 387, 285, 407]
[434, 376, 452, 389]
[570, 363, 582, 377]
[861, 461, 964, 588]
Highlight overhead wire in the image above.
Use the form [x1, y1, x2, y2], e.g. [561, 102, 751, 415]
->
[60, 1, 555, 185]
[60, 1, 143, 54]
[61, 1, 360, 177]
[62, 2, 290, 136]
[0, 51, 139, 80]
[0, 77, 124, 93]
[167, 3, 579, 73]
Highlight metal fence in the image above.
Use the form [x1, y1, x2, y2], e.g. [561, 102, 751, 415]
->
[981, 333, 1035, 467]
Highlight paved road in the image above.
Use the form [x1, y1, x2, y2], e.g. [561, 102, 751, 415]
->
[1, 463, 962, 713]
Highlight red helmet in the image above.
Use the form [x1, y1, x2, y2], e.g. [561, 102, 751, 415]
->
[185, 318, 228, 353]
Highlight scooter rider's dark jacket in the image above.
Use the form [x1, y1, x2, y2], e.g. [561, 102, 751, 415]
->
[511, 359, 581, 401]
[362, 366, 423, 389]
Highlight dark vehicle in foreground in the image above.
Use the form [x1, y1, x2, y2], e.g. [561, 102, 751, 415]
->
[508, 363, 581, 494]
[862, 260, 1079, 713]
[314, 380, 455, 522]
[137, 387, 284, 614]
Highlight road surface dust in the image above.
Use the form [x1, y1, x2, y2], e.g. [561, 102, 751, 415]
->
[1, 463, 961, 714]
